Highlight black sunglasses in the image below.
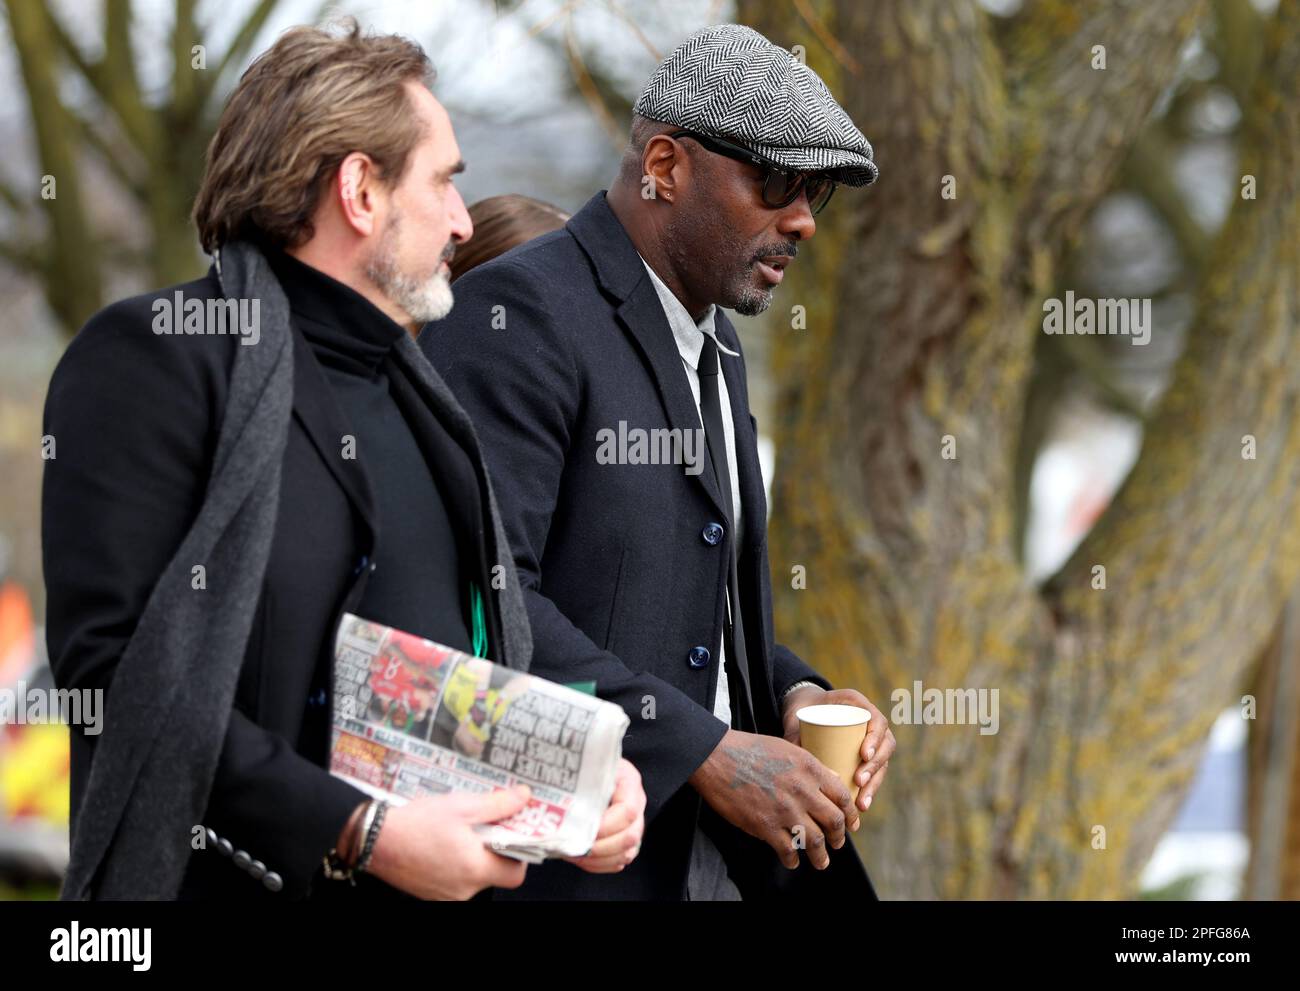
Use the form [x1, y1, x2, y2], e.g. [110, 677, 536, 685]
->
[669, 130, 837, 215]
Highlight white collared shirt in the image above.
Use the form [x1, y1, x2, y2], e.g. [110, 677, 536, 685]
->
[639, 256, 742, 726]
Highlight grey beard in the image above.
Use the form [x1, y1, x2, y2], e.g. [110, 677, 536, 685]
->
[386, 264, 454, 323]
[365, 223, 455, 324]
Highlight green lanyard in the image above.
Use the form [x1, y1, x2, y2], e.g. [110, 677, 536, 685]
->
[470, 581, 488, 659]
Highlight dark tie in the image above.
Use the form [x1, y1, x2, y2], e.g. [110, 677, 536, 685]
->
[697, 336, 756, 732]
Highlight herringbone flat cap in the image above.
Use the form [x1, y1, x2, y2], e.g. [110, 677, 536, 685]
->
[634, 23, 878, 186]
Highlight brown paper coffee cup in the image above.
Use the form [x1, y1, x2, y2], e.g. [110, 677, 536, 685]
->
[796, 704, 870, 802]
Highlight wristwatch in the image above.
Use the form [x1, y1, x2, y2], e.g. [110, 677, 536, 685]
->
[780, 680, 821, 703]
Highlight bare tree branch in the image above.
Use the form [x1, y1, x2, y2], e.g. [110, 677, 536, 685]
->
[1210, 0, 1265, 108]
[0, 237, 45, 272]
[2, 0, 104, 331]
[1006, 0, 1207, 263]
[564, 12, 625, 149]
[172, 0, 201, 120]
[1121, 126, 1212, 272]
[197, 0, 282, 114]
[70, 112, 147, 201]
[37, 2, 158, 157]
[0, 177, 22, 212]
[793, 0, 859, 75]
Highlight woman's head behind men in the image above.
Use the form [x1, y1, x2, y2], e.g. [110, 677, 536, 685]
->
[450, 195, 569, 282]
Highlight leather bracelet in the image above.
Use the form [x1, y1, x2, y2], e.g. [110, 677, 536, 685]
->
[355, 800, 388, 875]
[323, 800, 373, 884]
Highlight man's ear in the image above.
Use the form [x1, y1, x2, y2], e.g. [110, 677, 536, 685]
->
[336, 151, 380, 237]
[642, 134, 684, 203]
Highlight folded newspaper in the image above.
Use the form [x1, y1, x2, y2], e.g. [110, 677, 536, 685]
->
[330, 613, 629, 863]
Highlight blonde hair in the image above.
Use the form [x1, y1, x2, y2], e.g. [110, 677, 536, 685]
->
[192, 19, 435, 253]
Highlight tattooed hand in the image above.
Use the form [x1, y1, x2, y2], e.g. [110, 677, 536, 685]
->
[688, 730, 859, 870]
[781, 685, 896, 814]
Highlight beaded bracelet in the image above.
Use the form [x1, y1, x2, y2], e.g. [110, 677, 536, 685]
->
[323, 800, 375, 884]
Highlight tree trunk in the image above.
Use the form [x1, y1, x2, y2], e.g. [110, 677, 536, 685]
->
[741, 0, 1300, 898]
[1245, 597, 1300, 899]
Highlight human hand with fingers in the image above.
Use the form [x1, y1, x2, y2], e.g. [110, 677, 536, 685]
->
[781, 685, 896, 812]
[689, 729, 859, 870]
[364, 786, 533, 900]
[563, 757, 646, 873]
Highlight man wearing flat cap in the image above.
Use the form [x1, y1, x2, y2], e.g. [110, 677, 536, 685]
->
[424, 23, 896, 900]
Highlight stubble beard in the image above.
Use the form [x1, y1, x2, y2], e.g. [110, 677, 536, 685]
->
[665, 214, 775, 318]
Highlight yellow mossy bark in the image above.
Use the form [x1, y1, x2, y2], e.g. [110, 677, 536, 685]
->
[741, 0, 1298, 898]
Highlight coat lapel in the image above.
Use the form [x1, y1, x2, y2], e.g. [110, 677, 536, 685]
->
[616, 284, 729, 518]
[568, 192, 728, 519]
[289, 327, 378, 544]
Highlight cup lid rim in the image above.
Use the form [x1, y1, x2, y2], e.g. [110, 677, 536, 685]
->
[795, 703, 871, 726]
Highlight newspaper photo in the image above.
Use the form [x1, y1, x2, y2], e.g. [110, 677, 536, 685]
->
[330, 613, 630, 863]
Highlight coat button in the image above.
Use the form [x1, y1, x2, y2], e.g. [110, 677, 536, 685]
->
[688, 646, 710, 669]
[263, 872, 283, 893]
[701, 522, 724, 546]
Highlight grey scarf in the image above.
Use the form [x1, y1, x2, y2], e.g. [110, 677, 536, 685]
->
[61, 241, 532, 900]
